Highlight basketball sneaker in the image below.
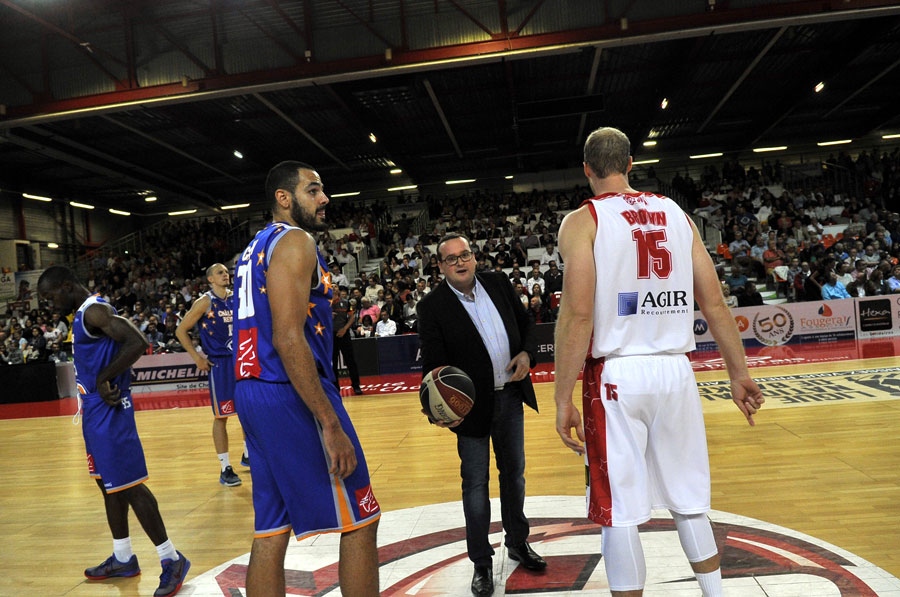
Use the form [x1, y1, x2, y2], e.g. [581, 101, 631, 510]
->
[219, 466, 242, 486]
[84, 553, 141, 579]
[240, 454, 250, 467]
[153, 551, 190, 597]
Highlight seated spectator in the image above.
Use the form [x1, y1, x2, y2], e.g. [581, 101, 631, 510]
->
[374, 309, 397, 337]
[355, 314, 375, 338]
[539, 243, 561, 267]
[357, 297, 380, 326]
[527, 296, 550, 324]
[725, 265, 749, 291]
[145, 321, 165, 350]
[821, 271, 851, 300]
[544, 261, 563, 294]
[330, 262, 349, 290]
[47, 341, 69, 363]
[737, 281, 764, 307]
[887, 264, 900, 293]
[721, 283, 738, 308]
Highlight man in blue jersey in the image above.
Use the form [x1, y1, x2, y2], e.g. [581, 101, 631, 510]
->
[233, 161, 380, 596]
[37, 265, 190, 597]
[175, 262, 249, 487]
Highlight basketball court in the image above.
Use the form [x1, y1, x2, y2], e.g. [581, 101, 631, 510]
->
[2, 338, 899, 596]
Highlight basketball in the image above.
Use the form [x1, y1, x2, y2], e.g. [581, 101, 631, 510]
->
[420, 366, 475, 423]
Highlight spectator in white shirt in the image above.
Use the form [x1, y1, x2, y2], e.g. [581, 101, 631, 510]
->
[375, 309, 397, 337]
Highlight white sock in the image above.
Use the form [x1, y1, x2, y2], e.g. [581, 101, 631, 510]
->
[696, 569, 722, 597]
[113, 537, 133, 563]
[243, 442, 249, 459]
[217, 452, 230, 472]
[155, 539, 178, 563]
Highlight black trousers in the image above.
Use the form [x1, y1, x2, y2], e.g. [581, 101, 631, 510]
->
[332, 332, 361, 391]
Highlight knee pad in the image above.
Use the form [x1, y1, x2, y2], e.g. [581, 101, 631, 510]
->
[601, 525, 646, 591]
[671, 511, 718, 563]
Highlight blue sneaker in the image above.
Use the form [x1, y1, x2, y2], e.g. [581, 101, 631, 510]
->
[154, 551, 190, 597]
[84, 553, 141, 579]
[240, 454, 250, 467]
[219, 465, 242, 486]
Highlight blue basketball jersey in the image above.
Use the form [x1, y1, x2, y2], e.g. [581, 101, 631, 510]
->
[233, 221, 336, 384]
[199, 290, 233, 357]
[73, 295, 131, 396]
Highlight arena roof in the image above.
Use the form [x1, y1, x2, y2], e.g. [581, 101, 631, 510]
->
[1, 0, 899, 217]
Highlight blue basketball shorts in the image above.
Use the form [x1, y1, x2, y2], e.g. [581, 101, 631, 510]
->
[81, 391, 149, 493]
[235, 378, 381, 540]
[208, 354, 237, 418]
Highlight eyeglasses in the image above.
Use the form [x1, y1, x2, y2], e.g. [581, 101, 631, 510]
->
[441, 250, 474, 266]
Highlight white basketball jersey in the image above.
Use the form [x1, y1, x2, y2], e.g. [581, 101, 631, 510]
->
[587, 192, 696, 357]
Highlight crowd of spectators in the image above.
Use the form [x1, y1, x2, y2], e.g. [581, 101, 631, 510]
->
[690, 148, 900, 304]
[6, 145, 900, 363]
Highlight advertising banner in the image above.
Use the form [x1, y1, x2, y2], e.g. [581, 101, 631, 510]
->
[131, 352, 208, 393]
[855, 295, 900, 339]
[694, 299, 856, 350]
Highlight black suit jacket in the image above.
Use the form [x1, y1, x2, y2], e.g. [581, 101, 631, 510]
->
[416, 271, 538, 437]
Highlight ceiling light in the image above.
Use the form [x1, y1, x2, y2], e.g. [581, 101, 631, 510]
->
[446, 179, 476, 185]
[817, 139, 852, 146]
[752, 146, 788, 153]
[369, 133, 377, 143]
[47, 243, 59, 249]
[221, 203, 250, 210]
[168, 209, 197, 216]
[632, 159, 659, 165]
[70, 201, 95, 209]
[233, 150, 243, 159]
[882, 133, 900, 140]
[815, 81, 825, 93]
[144, 196, 157, 202]
[689, 152, 723, 159]
[331, 191, 360, 198]
[109, 208, 131, 216]
[642, 140, 657, 147]
[660, 98, 668, 110]
[390, 168, 402, 174]
[23, 193, 52, 202]
[505, 175, 514, 180]
[388, 185, 417, 192]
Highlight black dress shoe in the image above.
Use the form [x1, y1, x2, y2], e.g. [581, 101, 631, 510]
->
[471, 565, 494, 596]
[507, 542, 547, 571]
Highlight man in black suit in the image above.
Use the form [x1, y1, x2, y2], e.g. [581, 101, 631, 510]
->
[417, 233, 546, 597]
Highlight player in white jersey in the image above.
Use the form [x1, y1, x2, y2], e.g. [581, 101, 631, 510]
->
[553, 127, 765, 597]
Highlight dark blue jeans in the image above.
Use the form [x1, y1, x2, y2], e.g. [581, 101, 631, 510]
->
[456, 386, 529, 566]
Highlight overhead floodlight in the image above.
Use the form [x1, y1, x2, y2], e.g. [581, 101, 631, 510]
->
[632, 159, 659, 165]
[47, 242, 59, 249]
[817, 139, 852, 146]
[689, 152, 723, 159]
[752, 146, 788, 153]
[882, 133, 900, 140]
[642, 140, 657, 147]
[221, 203, 250, 210]
[445, 179, 476, 185]
[168, 209, 197, 216]
[144, 196, 157, 202]
[505, 175, 514, 180]
[233, 150, 243, 159]
[390, 168, 402, 174]
[331, 191, 360, 198]
[815, 81, 825, 93]
[388, 185, 417, 192]
[70, 201, 95, 209]
[660, 98, 668, 110]
[23, 193, 52, 202]
[109, 208, 131, 216]
[368, 133, 377, 143]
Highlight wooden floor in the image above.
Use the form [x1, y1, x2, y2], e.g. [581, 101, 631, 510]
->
[2, 356, 899, 596]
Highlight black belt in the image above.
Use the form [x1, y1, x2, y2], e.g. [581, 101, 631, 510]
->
[494, 382, 515, 391]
